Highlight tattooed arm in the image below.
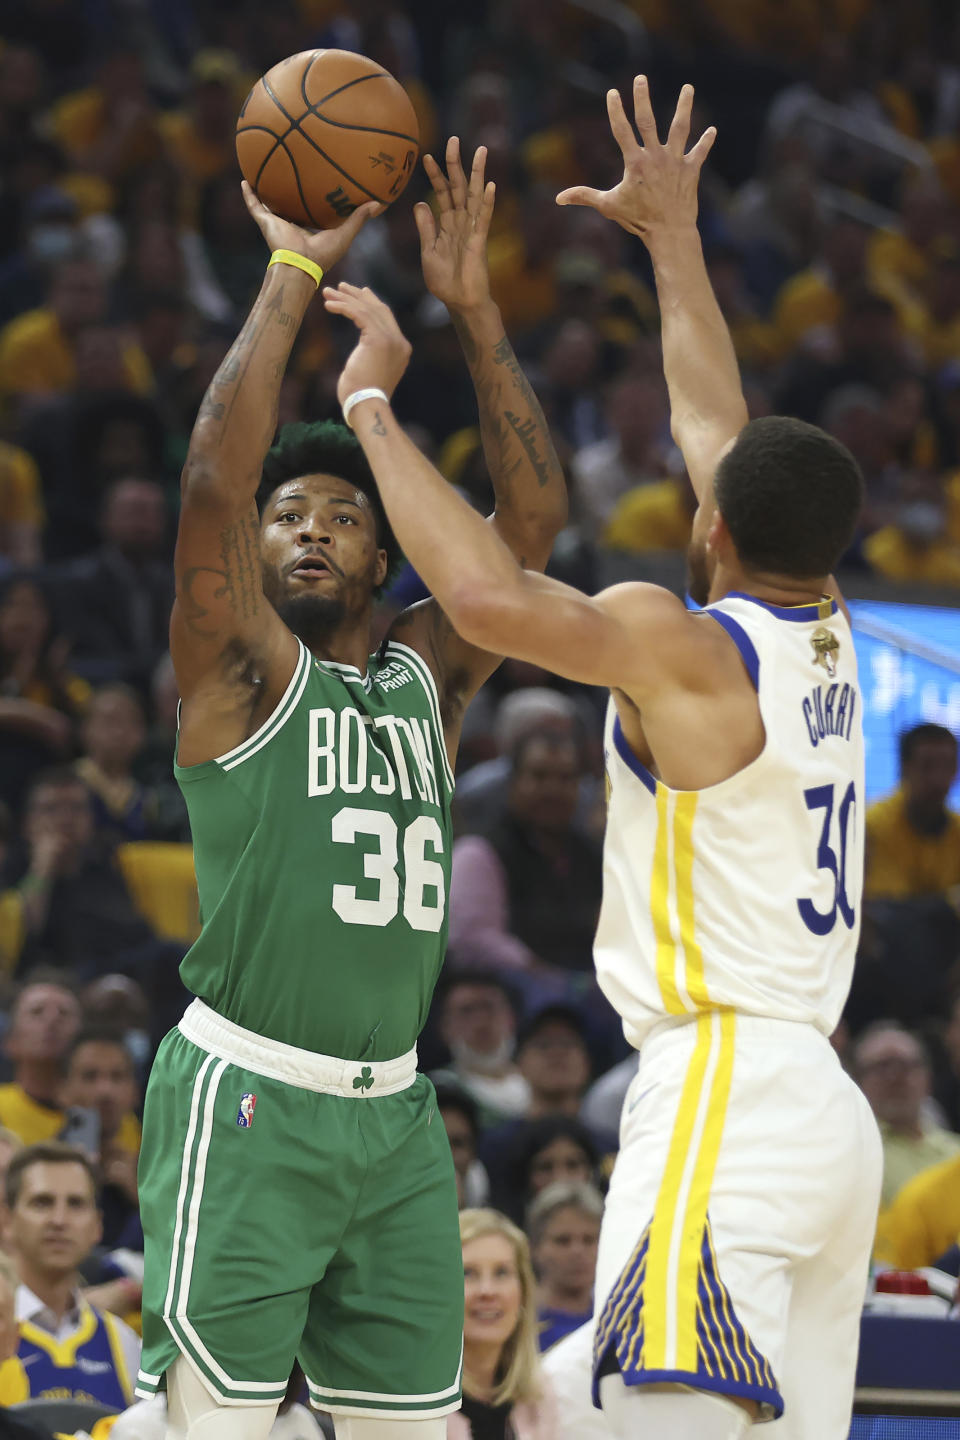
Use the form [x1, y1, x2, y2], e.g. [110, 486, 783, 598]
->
[171, 185, 375, 761]
[385, 141, 567, 731]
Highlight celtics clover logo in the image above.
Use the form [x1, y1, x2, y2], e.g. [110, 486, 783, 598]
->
[353, 1066, 374, 1092]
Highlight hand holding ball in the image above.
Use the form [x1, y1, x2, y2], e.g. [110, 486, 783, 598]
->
[236, 49, 420, 230]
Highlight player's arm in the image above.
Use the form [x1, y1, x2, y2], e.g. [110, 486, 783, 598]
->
[322, 284, 693, 692]
[557, 78, 743, 504]
[171, 186, 377, 703]
[385, 140, 568, 721]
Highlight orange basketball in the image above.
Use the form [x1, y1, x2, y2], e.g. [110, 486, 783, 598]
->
[236, 49, 420, 228]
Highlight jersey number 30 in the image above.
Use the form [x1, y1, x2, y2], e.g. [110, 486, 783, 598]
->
[797, 782, 857, 936]
[330, 807, 445, 932]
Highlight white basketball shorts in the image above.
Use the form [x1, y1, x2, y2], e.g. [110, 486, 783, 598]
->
[593, 1011, 882, 1436]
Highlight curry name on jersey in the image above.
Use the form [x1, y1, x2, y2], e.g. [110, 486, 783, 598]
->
[176, 640, 454, 1060]
[595, 593, 865, 1047]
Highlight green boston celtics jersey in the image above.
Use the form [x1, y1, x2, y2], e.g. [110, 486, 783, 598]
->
[175, 638, 455, 1060]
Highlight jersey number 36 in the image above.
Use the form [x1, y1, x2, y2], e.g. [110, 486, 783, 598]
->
[330, 806, 445, 932]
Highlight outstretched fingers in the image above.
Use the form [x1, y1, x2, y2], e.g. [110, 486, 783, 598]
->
[466, 144, 487, 219]
[445, 134, 468, 210]
[631, 75, 660, 149]
[607, 88, 642, 163]
[666, 83, 695, 155]
[685, 124, 718, 171]
[423, 152, 452, 213]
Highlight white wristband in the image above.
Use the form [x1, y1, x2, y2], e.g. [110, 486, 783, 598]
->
[342, 388, 389, 429]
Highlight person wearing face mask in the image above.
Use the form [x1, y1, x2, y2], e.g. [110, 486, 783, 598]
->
[864, 473, 960, 585]
[431, 973, 531, 1128]
[450, 1210, 558, 1440]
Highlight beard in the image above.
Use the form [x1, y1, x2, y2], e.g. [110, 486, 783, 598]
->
[274, 592, 348, 649]
[685, 536, 711, 608]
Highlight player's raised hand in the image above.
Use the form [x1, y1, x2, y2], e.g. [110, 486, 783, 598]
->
[415, 138, 496, 313]
[241, 181, 381, 274]
[322, 282, 412, 406]
[556, 78, 716, 240]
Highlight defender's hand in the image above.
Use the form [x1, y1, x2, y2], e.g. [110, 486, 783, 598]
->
[241, 181, 380, 274]
[322, 283, 412, 407]
[556, 78, 715, 239]
[415, 137, 495, 313]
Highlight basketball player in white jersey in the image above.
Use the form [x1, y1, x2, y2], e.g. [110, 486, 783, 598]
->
[323, 77, 882, 1440]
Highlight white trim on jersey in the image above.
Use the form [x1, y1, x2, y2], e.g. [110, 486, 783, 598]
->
[212, 640, 311, 770]
[384, 642, 455, 793]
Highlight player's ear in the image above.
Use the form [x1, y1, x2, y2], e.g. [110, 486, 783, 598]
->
[374, 548, 388, 588]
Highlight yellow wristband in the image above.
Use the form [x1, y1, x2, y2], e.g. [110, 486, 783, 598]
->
[268, 249, 323, 287]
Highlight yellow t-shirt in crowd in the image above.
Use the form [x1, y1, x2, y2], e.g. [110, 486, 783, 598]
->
[0, 309, 153, 399]
[0, 442, 44, 528]
[865, 789, 960, 900]
[0, 1085, 141, 1152]
[863, 525, 960, 587]
[875, 1151, 960, 1270]
[604, 479, 692, 553]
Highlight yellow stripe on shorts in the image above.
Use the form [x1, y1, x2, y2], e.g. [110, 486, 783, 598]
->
[643, 1010, 736, 1373]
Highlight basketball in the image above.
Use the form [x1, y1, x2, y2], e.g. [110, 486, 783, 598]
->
[235, 49, 419, 229]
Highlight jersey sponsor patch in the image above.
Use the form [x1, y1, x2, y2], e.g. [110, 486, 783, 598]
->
[237, 1093, 257, 1128]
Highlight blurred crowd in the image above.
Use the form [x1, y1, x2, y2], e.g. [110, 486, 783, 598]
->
[0, 0, 958, 1434]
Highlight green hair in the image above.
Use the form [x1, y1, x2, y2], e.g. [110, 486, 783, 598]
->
[258, 420, 403, 585]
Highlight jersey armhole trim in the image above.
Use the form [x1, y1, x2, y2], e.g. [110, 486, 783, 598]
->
[213, 640, 311, 771]
[612, 715, 657, 795]
[704, 610, 760, 691]
[384, 641, 456, 793]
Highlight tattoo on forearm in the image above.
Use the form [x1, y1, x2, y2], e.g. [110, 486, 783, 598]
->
[178, 566, 229, 638]
[198, 395, 225, 423]
[371, 411, 388, 436]
[264, 282, 296, 331]
[505, 410, 550, 488]
[219, 512, 261, 620]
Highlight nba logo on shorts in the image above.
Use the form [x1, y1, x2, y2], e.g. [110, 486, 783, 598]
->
[237, 1093, 257, 1129]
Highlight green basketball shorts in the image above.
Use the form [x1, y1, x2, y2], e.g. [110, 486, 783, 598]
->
[136, 1000, 464, 1418]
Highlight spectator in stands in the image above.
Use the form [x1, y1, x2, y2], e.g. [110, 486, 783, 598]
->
[431, 972, 530, 1126]
[435, 1083, 489, 1209]
[0, 258, 121, 410]
[4, 768, 169, 981]
[74, 684, 151, 846]
[80, 974, 151, 1080]
[60, 477, 174, 689]
[454, 689, 583, 838]
[450, 732, 602, 977]
[0, 1142, 139, 1409]
[853, 1021, 960, 1207]
[158, 49, 247, 192]
[527, 1180, 603, 1353]
[0, 1247, 58, 1440]
[874, 1148, 960, 1272]
[0, 440, 43, 569]
[62, 1028, 141, 1248]
[493, 1116, 599, 1226]
[0, 974, 81, 1143]
[864, 471, 960, 586]
[571, 374, 671, 540]
[515, 1005, 592, 1120]
[0, 575, 88, 812]
[866, 723, 960, 899]
[47, 43, 161, 185]
[451, 1208, 558, 1440]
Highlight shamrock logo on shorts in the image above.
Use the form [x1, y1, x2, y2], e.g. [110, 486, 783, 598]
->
[353, 1066, 374, 1092]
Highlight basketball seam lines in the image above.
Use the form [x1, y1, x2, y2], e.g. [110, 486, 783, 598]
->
[259, 72, 389, 208]
[241, 85, 323, 227]
[300, 55, 417, 144]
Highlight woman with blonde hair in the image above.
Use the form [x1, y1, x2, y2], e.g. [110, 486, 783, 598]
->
[450, 1208, 559, 1440]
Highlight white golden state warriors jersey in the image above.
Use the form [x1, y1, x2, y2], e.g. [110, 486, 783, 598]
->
[595, 591, 864, 1048]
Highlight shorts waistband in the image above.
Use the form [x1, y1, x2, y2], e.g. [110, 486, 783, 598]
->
[177, 999, 418, 1097]
[640, 1010, 832, 1061]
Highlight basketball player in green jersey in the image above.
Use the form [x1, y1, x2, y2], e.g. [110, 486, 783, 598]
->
[135, 142, 567, 1440]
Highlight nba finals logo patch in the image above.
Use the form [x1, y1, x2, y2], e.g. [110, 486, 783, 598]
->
[237, 1093, 257, 1129]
